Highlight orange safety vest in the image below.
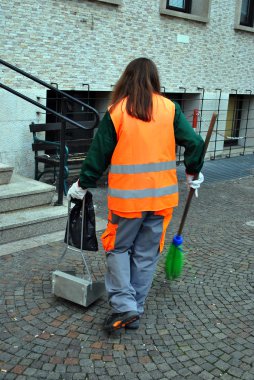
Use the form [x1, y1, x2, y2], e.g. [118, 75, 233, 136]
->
[108, 93, 178, 212]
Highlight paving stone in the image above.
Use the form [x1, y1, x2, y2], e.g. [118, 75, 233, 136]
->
[178, 367, 192, 376]
[227, 366, 244, 378]
[215, 359, 231, 372]
[138, 373, 153, 380]
[23, 367, 38, 376]
[73, 375, 88, 380]
[47, 373, 61, 380]
[199, 370, 214, 380]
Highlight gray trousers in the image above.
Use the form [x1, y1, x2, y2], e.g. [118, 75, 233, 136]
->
[104, 211, 164, 314]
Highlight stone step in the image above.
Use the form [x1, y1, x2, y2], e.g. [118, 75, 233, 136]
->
[0, 216, 107, 256]
[0, 204, 68, 244]
[0, 175, 55, 212]
[0, 163, 14, 185]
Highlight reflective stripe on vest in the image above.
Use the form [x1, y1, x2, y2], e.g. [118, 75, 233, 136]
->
[110, 160, 176, 174]
[108, 184, 178, 199]
[108, 94, 178, 212]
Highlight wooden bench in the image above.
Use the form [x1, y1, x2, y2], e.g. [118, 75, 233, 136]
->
[29, 121, 95, 194]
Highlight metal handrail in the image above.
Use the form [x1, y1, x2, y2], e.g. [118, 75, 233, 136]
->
[0, 58, 100, 128]
[0, 59, 100, 205]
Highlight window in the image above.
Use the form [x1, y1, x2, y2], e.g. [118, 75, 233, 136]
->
[160, 0, 210, 23]
[224, 96, 242, 147]
[235, 0, 254, 32]
[166, 0, 192, 13]
[240, 0, 254, 27]
[94, 0, 121, 5]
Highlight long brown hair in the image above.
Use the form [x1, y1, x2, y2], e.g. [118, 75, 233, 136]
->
[109, 57, 161, 122]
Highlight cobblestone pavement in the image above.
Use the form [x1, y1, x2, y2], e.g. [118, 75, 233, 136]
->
[1, 160, 254, 379]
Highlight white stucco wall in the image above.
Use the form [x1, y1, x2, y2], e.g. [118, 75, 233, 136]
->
[0, 89, 46, 177]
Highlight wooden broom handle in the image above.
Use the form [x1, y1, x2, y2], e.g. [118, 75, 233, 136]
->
[177, 112, 218, 236]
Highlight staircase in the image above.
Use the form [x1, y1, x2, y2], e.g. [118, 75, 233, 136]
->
[0, 163, 107, 256]
[0, 163, 67, 249]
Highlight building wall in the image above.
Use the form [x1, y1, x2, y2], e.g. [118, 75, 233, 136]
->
[1, 0, 253, 91]
[0, 0, 253, 176]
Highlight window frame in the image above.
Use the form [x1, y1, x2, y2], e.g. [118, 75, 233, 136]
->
[166, 0, 192, 14]
[160, 0, 211, 24]
[95, 0, 121, 5]
[240, 0, 254, 27]
[235, 0, 254, 33]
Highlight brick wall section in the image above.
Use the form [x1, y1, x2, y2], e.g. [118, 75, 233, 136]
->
[0, 0, 253, 93]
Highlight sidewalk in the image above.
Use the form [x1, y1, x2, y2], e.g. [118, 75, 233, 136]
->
[0, 156, 254, 380]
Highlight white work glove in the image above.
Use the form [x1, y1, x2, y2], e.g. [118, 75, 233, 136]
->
[186, 172, 204, 198]
[67, 180, 86, 201]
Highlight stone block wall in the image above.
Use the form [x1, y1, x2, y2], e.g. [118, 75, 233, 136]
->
[0, 0, 253, 176]
[1, 0, 253, 92]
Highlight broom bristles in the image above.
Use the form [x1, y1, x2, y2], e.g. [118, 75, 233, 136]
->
[165, 242, 184, 280]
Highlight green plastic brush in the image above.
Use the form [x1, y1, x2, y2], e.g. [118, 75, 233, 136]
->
[165, 112, 218, 280]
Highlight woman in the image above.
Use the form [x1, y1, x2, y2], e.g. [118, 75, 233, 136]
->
[67, 57, 204, 332]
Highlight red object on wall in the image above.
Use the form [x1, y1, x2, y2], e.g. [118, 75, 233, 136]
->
[192, 109, 199, 128]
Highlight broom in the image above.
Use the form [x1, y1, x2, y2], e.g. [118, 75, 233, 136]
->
[165, 112, 218, 280]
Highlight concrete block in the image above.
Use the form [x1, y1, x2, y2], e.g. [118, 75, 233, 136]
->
[0, 163, 14, 185]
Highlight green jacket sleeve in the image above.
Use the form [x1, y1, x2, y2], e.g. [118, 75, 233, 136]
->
[79, 111, 117, 188]
[173, 102, 205, 174]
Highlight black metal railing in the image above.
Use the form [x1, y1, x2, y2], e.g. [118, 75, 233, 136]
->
[39, 90, 254, 163]
[66, 89, 254, 162]
[37, 87, 254, 165]
[0, 58, 100, 205]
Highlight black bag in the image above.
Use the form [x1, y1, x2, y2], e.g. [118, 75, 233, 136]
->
[64, 191, 98, 251]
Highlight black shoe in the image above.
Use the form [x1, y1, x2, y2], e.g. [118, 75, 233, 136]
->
[104, 311, 139, 332]
[125, 319, 140, 329]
